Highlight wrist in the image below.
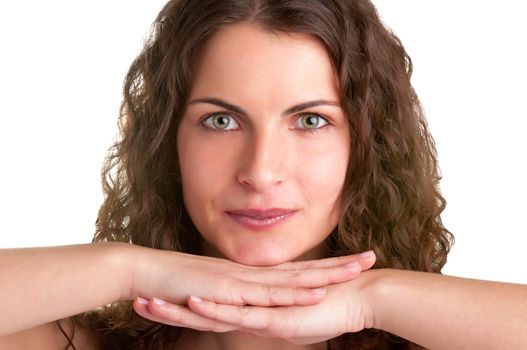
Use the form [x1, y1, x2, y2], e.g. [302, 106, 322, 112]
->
[120, 243, 181, 301]
[102, 241, 143, 301]
[356, 268, 392, 331]
[364, 268, 413, 332]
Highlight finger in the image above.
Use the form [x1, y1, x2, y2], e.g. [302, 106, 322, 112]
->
[358, 251, 376, 270]
[240, 260, 365, 290]
[222, 280, 328, 306]
[187, 296, 280, 333]
[274, 251, 376, 270]
[133, 297, 238, 332]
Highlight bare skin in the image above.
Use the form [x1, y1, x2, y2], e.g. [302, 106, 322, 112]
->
[132, 23, 527, 350]
[2, 19, 527, 350]
[0, 243, 375, 349]
[136, 267, 527, 350]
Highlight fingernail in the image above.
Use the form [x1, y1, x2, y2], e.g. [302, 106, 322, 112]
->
[137, 297, 149, 305]
[190, 295, 202, 302]
[312, 288, 326, 296]
[359, 250, 374, 258]
[153, 297, 166, 305]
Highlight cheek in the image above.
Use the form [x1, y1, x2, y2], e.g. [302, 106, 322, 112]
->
[177, 131, 239, 234]
[295, 136, 350, 205]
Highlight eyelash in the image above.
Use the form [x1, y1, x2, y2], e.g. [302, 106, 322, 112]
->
[199, 111, 332, 134]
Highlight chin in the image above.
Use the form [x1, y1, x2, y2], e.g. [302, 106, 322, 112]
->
[225, 248, 298, 267]
[201, 237, 327, 266]
[225, 239, 328, 266]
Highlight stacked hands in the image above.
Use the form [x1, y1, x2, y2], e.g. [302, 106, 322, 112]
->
[131, 250, 378, 345]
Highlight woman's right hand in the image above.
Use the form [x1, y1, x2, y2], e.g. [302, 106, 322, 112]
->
[126, 246, 376, 308]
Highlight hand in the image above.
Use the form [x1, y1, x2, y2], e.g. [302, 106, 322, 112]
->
[132, 251, 377, 340]
[130, 248, 374, 307]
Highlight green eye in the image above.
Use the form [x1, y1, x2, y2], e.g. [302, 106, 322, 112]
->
[202, 113, 239, 131]
[295, 114, 329, 130]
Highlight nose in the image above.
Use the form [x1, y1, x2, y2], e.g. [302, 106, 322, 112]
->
[236, 129, 286, 193]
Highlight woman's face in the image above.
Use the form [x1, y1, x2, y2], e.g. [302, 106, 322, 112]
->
[177, 23, 350, 266]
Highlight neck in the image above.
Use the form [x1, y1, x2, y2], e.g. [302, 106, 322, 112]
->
[176, 329, 327, 350]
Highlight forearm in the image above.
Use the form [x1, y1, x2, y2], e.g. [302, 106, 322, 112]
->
[368, 268, 527, 349]
[0, 242, 135, 337]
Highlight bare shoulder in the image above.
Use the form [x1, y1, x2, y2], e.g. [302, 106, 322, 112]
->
[0, 318, 98, 350]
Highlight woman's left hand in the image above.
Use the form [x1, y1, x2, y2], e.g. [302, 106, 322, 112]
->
[192, 270, 378, 345]
[133, 253, 378, 345]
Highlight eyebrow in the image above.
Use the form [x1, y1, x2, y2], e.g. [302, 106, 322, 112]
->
[187, 97, 340, 117]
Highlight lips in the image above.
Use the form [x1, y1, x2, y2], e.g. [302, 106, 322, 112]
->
[226, 208, 296, 218]
[225, 208, 297, 230]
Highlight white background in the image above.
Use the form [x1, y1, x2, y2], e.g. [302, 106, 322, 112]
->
[0, 1, 525, 283]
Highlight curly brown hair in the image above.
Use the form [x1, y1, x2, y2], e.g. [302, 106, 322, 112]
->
[59, 0, 454, 349]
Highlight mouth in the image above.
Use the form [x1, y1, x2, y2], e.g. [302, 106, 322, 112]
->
[225, 208, 297, 231]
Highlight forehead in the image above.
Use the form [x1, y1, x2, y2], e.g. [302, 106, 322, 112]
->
[189, 23, 339, 104]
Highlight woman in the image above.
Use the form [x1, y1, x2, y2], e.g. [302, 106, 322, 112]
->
[1, 0, 525, 349]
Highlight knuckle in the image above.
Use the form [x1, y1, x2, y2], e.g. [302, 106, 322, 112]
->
[280, 261, 295, 269]
[209, 320, 226, 332]
[287, 269, 303, 287]
[269, 286, 286, 305]
[218, 278, 240, 304]
[259, 314, 275, 334]
[332, 264, 350, 279]
[204, 301, 222, 321]
[237, 305, 251, 323]
[302, 260, 314, 269]
[159, 305, 182, 323]
[261, 284, 278, 305]
[292, 288, 305, 304]
[227, 286, 238, 305]
[269, 317, 294, 338]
